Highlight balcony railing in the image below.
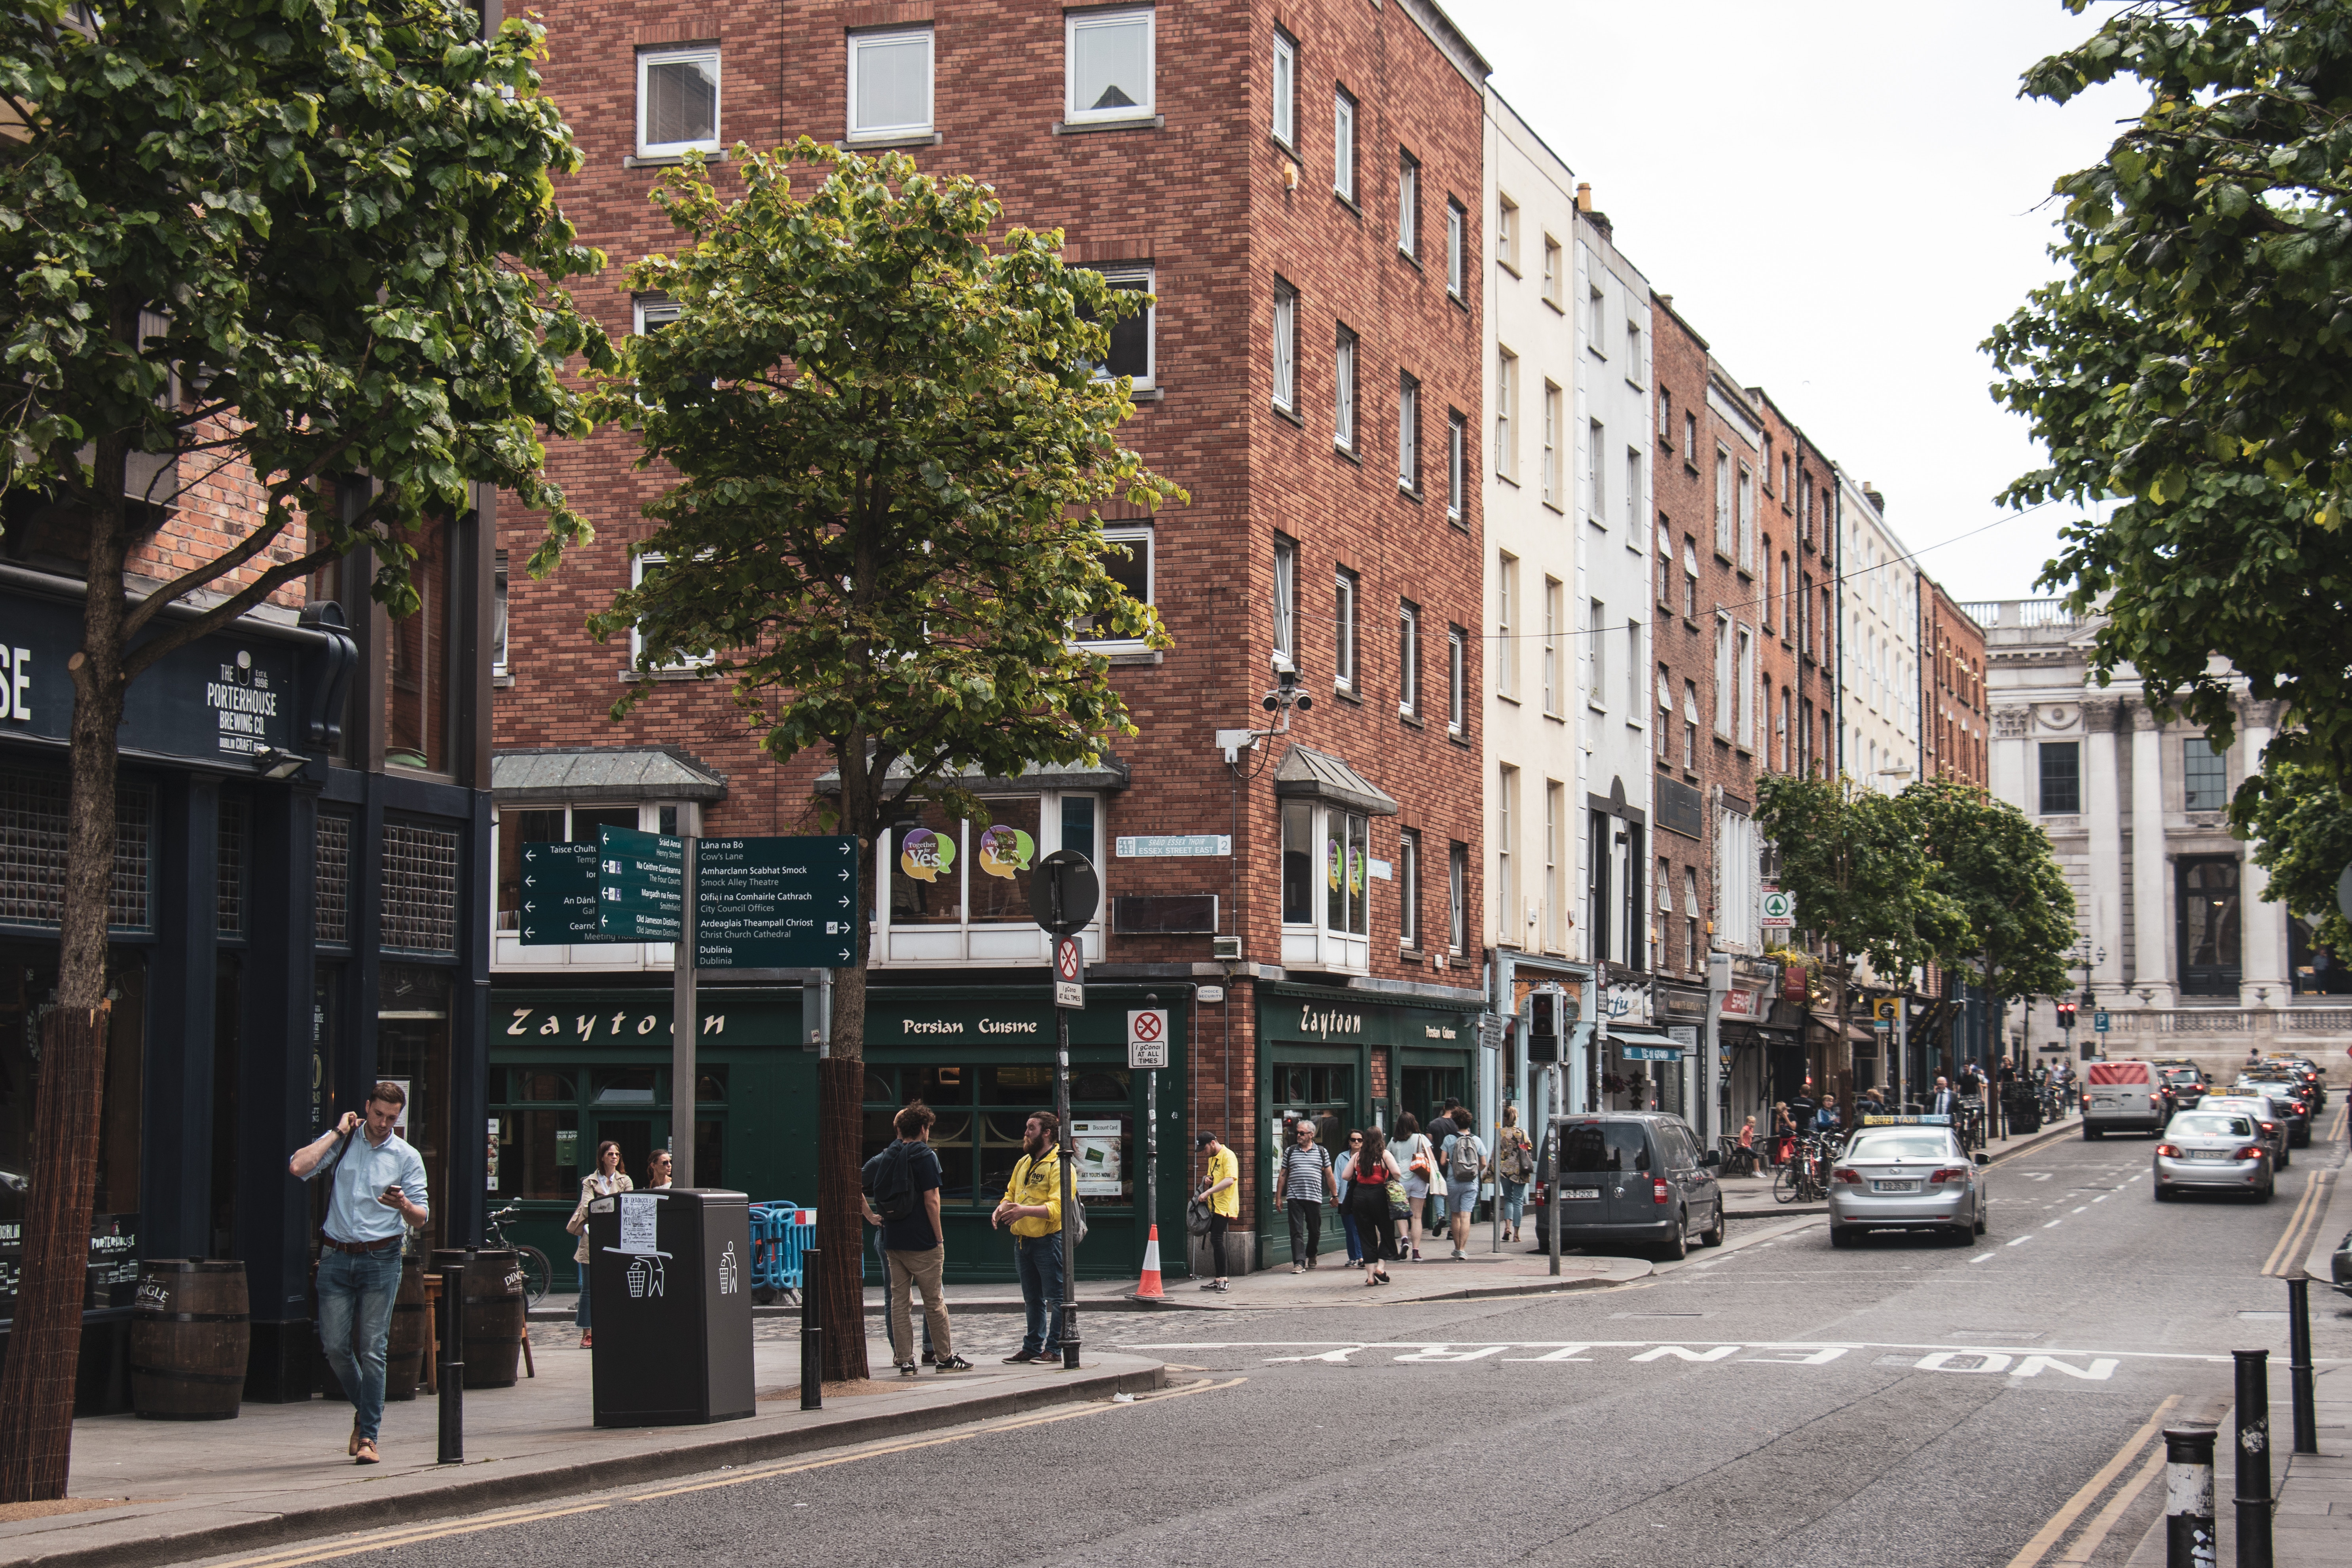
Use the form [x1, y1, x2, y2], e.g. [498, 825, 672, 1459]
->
[2092, 1007, 2352, 1036]
[1960, 599, 2083, 629]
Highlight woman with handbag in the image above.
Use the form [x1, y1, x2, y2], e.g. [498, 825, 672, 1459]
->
[1493, 1105, 1535, 1243]
[565, 1141, 631, 1349]
[1392, 1113, 1435, 1261]
[1346, 1126, 1401, 1287]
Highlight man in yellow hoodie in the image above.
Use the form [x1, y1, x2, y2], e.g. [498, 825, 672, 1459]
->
[991, 1110, 1064, 1363]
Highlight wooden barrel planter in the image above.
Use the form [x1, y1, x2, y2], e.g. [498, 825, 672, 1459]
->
[130, 1260, 249, 1420]
[384, 1259, 428, 1402]
[431, 1248, 525, 1389]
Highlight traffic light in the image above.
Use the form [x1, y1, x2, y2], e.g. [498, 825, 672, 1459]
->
[2056, 1000, 2077, 1031]
[1528, 990, 1560, 1064]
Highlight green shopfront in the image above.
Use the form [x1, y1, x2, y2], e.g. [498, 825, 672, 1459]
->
[489, 983, 1187, 1285]
[1256, 982, 1485, 1270]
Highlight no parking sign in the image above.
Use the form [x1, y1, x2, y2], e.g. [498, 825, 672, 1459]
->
[1127, 1007, 1168, 1069]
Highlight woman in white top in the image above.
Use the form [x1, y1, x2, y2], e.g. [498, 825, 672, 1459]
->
[565, 1141, 632, 1348]
[1391, 1113, 1435, 1262]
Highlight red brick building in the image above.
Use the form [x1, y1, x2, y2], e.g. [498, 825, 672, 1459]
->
[1920, 579, 1989, 787]
[491, 0, 1493, 1278]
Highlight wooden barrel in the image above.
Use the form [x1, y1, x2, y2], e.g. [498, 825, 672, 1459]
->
[384, 1259, 428, 1401]
[130, 1260, 248, 1420]
[430, 1248, 525, 1389]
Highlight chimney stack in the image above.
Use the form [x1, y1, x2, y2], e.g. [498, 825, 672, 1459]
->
[1862, 482, 1886, 514]
[1575, 181, 1593, 213]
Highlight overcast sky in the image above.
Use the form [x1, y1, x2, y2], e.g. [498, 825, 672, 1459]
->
[1445, 0, 2141, 607]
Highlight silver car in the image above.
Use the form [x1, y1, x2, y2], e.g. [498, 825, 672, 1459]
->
[1827, 1125, 1990, 1247]
[2153, 1108, 2274, 1201]
[2200, 1094, 2292, 1170]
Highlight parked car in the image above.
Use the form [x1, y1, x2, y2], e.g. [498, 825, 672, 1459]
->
[2159, 1067, 2207, 1117]
[2231, 1075, 2312, 1147]
[2201, 1094, 2292, 1170]
[1826, 1123, 1989, 1246]
[1529, 1112, 1724, 1263]
[2083, 1059, 2166, 1138]
[2153, 1109, 2274, 1202]
[2331, 1227, 2350, 1299]
[2263, 1055, 2329, 1109]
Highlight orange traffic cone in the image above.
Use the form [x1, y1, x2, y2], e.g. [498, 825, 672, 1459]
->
[1133, 1223, 1165, 1299]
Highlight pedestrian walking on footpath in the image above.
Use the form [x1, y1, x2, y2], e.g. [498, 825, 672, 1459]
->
[645, 1149, 674, 1189]
[565, 1141, 631, 1350]
[1440, 1110, 1487, 1259]
[1276, 1117, 1334, 1271]
[1334, 1130, 1367, 1265]
[1428, 1098, 1465, 1230]
[287, 1083, 430, 1466]
[1392, 1113, 1435, 1261]
[862, 1102, 970, 1376]
[1345, 1126, 1401, 1287]
[992, 1111, 1067, 1362]
[1494, 1105, 1534, 1242]
[1927, 1077, 1956, 1119]
[1193, 1131, 1239, 1292]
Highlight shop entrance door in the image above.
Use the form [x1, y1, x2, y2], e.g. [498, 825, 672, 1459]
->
[1400, 1065, 1465, 1130]
[591, 1115, 664, 1189]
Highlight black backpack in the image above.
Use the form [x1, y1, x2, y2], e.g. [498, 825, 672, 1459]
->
[863, 1141, 920, 1223]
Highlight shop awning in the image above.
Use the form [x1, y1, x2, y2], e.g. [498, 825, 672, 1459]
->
[1273, 744, 1400, 817]
[814, 751, 1130, 796]
[1605, 1026, 1684, 1061]
[493, 746, 727, 803]
[1809, 1010, 1881, 1046]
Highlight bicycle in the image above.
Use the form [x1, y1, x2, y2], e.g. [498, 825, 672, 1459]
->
[1954, 1100, 1987, 1155]
[1773, 1134, 1830, 1203]
[486, 1202, 553, 1306]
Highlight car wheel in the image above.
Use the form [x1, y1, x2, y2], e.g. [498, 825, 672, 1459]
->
[2154, 1184, 2172, 1202]
[2279, 1146, 2291, 1170]
[1698, 1202, 1725, 1248]
[1829, 1226, 1855, 1249]
[1974, 1204, 1988, 1236]
[1656, 1213, 1688, 1263]
[2252, 1181, 2273, 1204]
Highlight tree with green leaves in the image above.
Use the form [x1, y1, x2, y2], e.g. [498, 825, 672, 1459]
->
[588, 141, 1178, 1382]
[1755, 774, 1969, 1102]
[2238, 757, 2352, 958]
[1903, 777, 2079, 1068]
[0, 0, 606, 1500]
[1988, 0, 2352, 805]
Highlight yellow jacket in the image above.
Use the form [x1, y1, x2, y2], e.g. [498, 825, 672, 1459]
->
[1203, 1147, 1239, 1217]
[1004, 1150, 1063, 1238]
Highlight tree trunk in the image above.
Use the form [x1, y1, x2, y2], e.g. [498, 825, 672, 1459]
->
[0, 353, 134, 1499]
[817, 759, 875, 1383]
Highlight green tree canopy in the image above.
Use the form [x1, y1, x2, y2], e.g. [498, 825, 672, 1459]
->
[1988, 0, 2352, 799]
[1903, 776, 2078, 1004]
[1754, 772, 1969, 986]
[0, 0, 607, 1501]
[2238, 757, 2352, 956]
[587, 140, 1180, 1378]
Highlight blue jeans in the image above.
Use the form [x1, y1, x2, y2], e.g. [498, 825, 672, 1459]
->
[1339, 1208, 1364, 1262]
[1013, 1233, 1066, 1357]
[576, 1253, 593, 1329]
[316, 1246, 403, 1441]
[876, 1226, 935, 1360]
[1501, 1180, 1528, 1227]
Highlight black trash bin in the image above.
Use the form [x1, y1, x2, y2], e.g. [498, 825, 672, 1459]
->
[585, 1187, 755, 1428]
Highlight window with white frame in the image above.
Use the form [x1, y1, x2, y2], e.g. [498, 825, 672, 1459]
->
[1658, 385, 1673, 444]
[1736, 624, 1756, 749]
[1589, 597, 1607, 707]
[1333, 324, 1358, 451]
[1079, 265, 1154, 389]
[1496, 765, 1516, 944]
[1496, 349, 1518, 480]
[634, 296, 682, 335]
[1540, 382, 1560, 507]
[1713, 614, 1733, 735]
[1657, 664, 1673, 732]
[1683, 679, 1700, 768]
[492, 550, 510, 677]
[1625, 319, 1642, 382]
[1271, 277, 1297, 413]
[1545, 781, 1565, 949]
[1738, 463, 1756, 571]
[1066, 8, 1154, 121]
[1626, 620, 1641, 718]
[638, 46, 720, 157]
[1272, 535, 1297, 668]
[1624, 447, 1641, 531]
[1587, 418, 1605, 519]
[1396, 150, 1419, 256]
[1656, 521, 1674, 609]
[1682, 537, 1698, 619]
[1396, 371, 1419, 493]
[1399, 829, 1421, 948]
[1446, 411, 1467, 522]
[1280, 800, 1368, 936]
[1333, 566, 1358, 690]
[1587, 286, 1605, 353]
[1496, 194, 1518, 271]
[1332, 87, 1356, 201]
[1396, 601, 1419, 718]
[1542, 577, 1561, 714]
[1542, 235, 1562, 307]
[1448, 842, 1467, 953]
[1713, 446, 1733, 556]
[847, 27, 933, 140]
[630, 553, 713, 669]
[1447, 626, 1466, 734]
[1446, 199, 1466, 296]
[1075, 527, 1153, 651]
[1496, 552, 1519, 699]
[1271, 30, 1296, 146]
[884, 793, 1102, 941]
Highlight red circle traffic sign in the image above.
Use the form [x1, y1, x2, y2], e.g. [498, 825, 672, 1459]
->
[1056, 938, 1081, 980]
[1132, 1010, 1164, 1042]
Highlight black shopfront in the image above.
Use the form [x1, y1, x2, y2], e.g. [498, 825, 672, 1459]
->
[0, 516, 497, 1412]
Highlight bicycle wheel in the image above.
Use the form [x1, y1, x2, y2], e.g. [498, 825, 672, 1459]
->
[515, 1244, 553, 1306]
[1772, 1162, 1800, 1204]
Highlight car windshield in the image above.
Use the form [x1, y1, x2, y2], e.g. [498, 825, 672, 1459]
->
[1844, 1134, 1954, 1161]
[2172, 1115, 2253, 1138]
[1558, 1123, 1651, 1173]
[2163, 1069, 2201, 1083]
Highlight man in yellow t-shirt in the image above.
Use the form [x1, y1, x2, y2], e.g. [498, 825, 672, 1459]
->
[991, 1111, 1065, 1363]
[1195, 1132, 1239, 1293]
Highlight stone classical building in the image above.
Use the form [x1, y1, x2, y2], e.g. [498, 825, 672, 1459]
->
[1978, 600, 2352, 1069]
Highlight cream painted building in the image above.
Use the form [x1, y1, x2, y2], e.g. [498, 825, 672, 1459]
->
[1836, 472, 1920, 790]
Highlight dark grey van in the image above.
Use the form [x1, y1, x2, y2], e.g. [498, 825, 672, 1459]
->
[1531, 1112, 1724, 1262]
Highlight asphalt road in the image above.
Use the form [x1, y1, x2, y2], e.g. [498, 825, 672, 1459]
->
[186, 1115, 2351, 1568]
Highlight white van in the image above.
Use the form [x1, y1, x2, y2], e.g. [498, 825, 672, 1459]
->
[2083, 1059, 2164, 1138]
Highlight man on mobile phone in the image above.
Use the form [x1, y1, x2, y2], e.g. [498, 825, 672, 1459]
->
[288, 1082, 429, 1465]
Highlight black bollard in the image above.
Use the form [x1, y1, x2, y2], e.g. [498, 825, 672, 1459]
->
[799, 1245, 822, 1411]
[437, 1255, 465, 1464]
[2233, 1348, 2272, 1568]
[2286, 1277, 2318, 1456]
[2163, 1424, 2217, 1568]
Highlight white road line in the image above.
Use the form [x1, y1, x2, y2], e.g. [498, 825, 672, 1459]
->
[1967, 1251, 1996, 1264]
[2094, 1194, 2111, 1202]
[2045, 1219, 2064, 1229]
[2008, 1235, 2033, 1247]
[2073, 1206, 2088, 1213]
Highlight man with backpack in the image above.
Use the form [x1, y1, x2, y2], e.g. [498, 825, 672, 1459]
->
[860, 1102, 970, 1376]
[993, 1111, 1068, 1359]
[1439, 1109, 1487, 1261]
[1274, 1117, 1334, 1271]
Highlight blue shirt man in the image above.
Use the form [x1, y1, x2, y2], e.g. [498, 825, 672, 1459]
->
[289, 1085, 430, 1464]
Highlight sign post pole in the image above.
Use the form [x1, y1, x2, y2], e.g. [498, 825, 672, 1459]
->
[1031, 851, 1100, 1373]
[672, 805, 699, 1188]
[1128, 1000, 1169, 1270]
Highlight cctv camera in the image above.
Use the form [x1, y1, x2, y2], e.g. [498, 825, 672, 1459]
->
[1262, 693, 1280, 713]
[1294, 692, 1312, 713]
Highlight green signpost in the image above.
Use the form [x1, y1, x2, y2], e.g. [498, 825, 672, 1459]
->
[597, 825, 685, 940]
[694, 835, 861, 969]
[515, 841, 603, 945]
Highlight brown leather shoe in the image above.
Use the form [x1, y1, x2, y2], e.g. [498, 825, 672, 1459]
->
[354, 1437, 379, 1466]
[348, 1420, 360, 1458]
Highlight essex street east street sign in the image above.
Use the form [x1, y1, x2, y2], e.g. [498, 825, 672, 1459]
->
[516, 841, 606, 945]
[694, 834, 861, 969]
[597, 825, 685, 941]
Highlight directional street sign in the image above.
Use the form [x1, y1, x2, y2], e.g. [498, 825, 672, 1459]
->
[1126, 1007, 1168, 1069]
[1054, 935, 1085, 1011]
[516, 841, 608, 945]
[597, 825, 685, 941]
[694, 834, 861, 969]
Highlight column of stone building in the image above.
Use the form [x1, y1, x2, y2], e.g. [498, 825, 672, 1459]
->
[2130, 704, 2174, 1007]
[2083, 697, 2125, 994]
[2238, 702, 2287, 1009]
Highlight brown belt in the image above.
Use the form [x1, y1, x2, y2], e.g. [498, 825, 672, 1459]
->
[320, 1235, 399, 1255]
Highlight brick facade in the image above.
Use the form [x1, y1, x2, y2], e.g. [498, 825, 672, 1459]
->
[1921, 580, 1988, 787]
